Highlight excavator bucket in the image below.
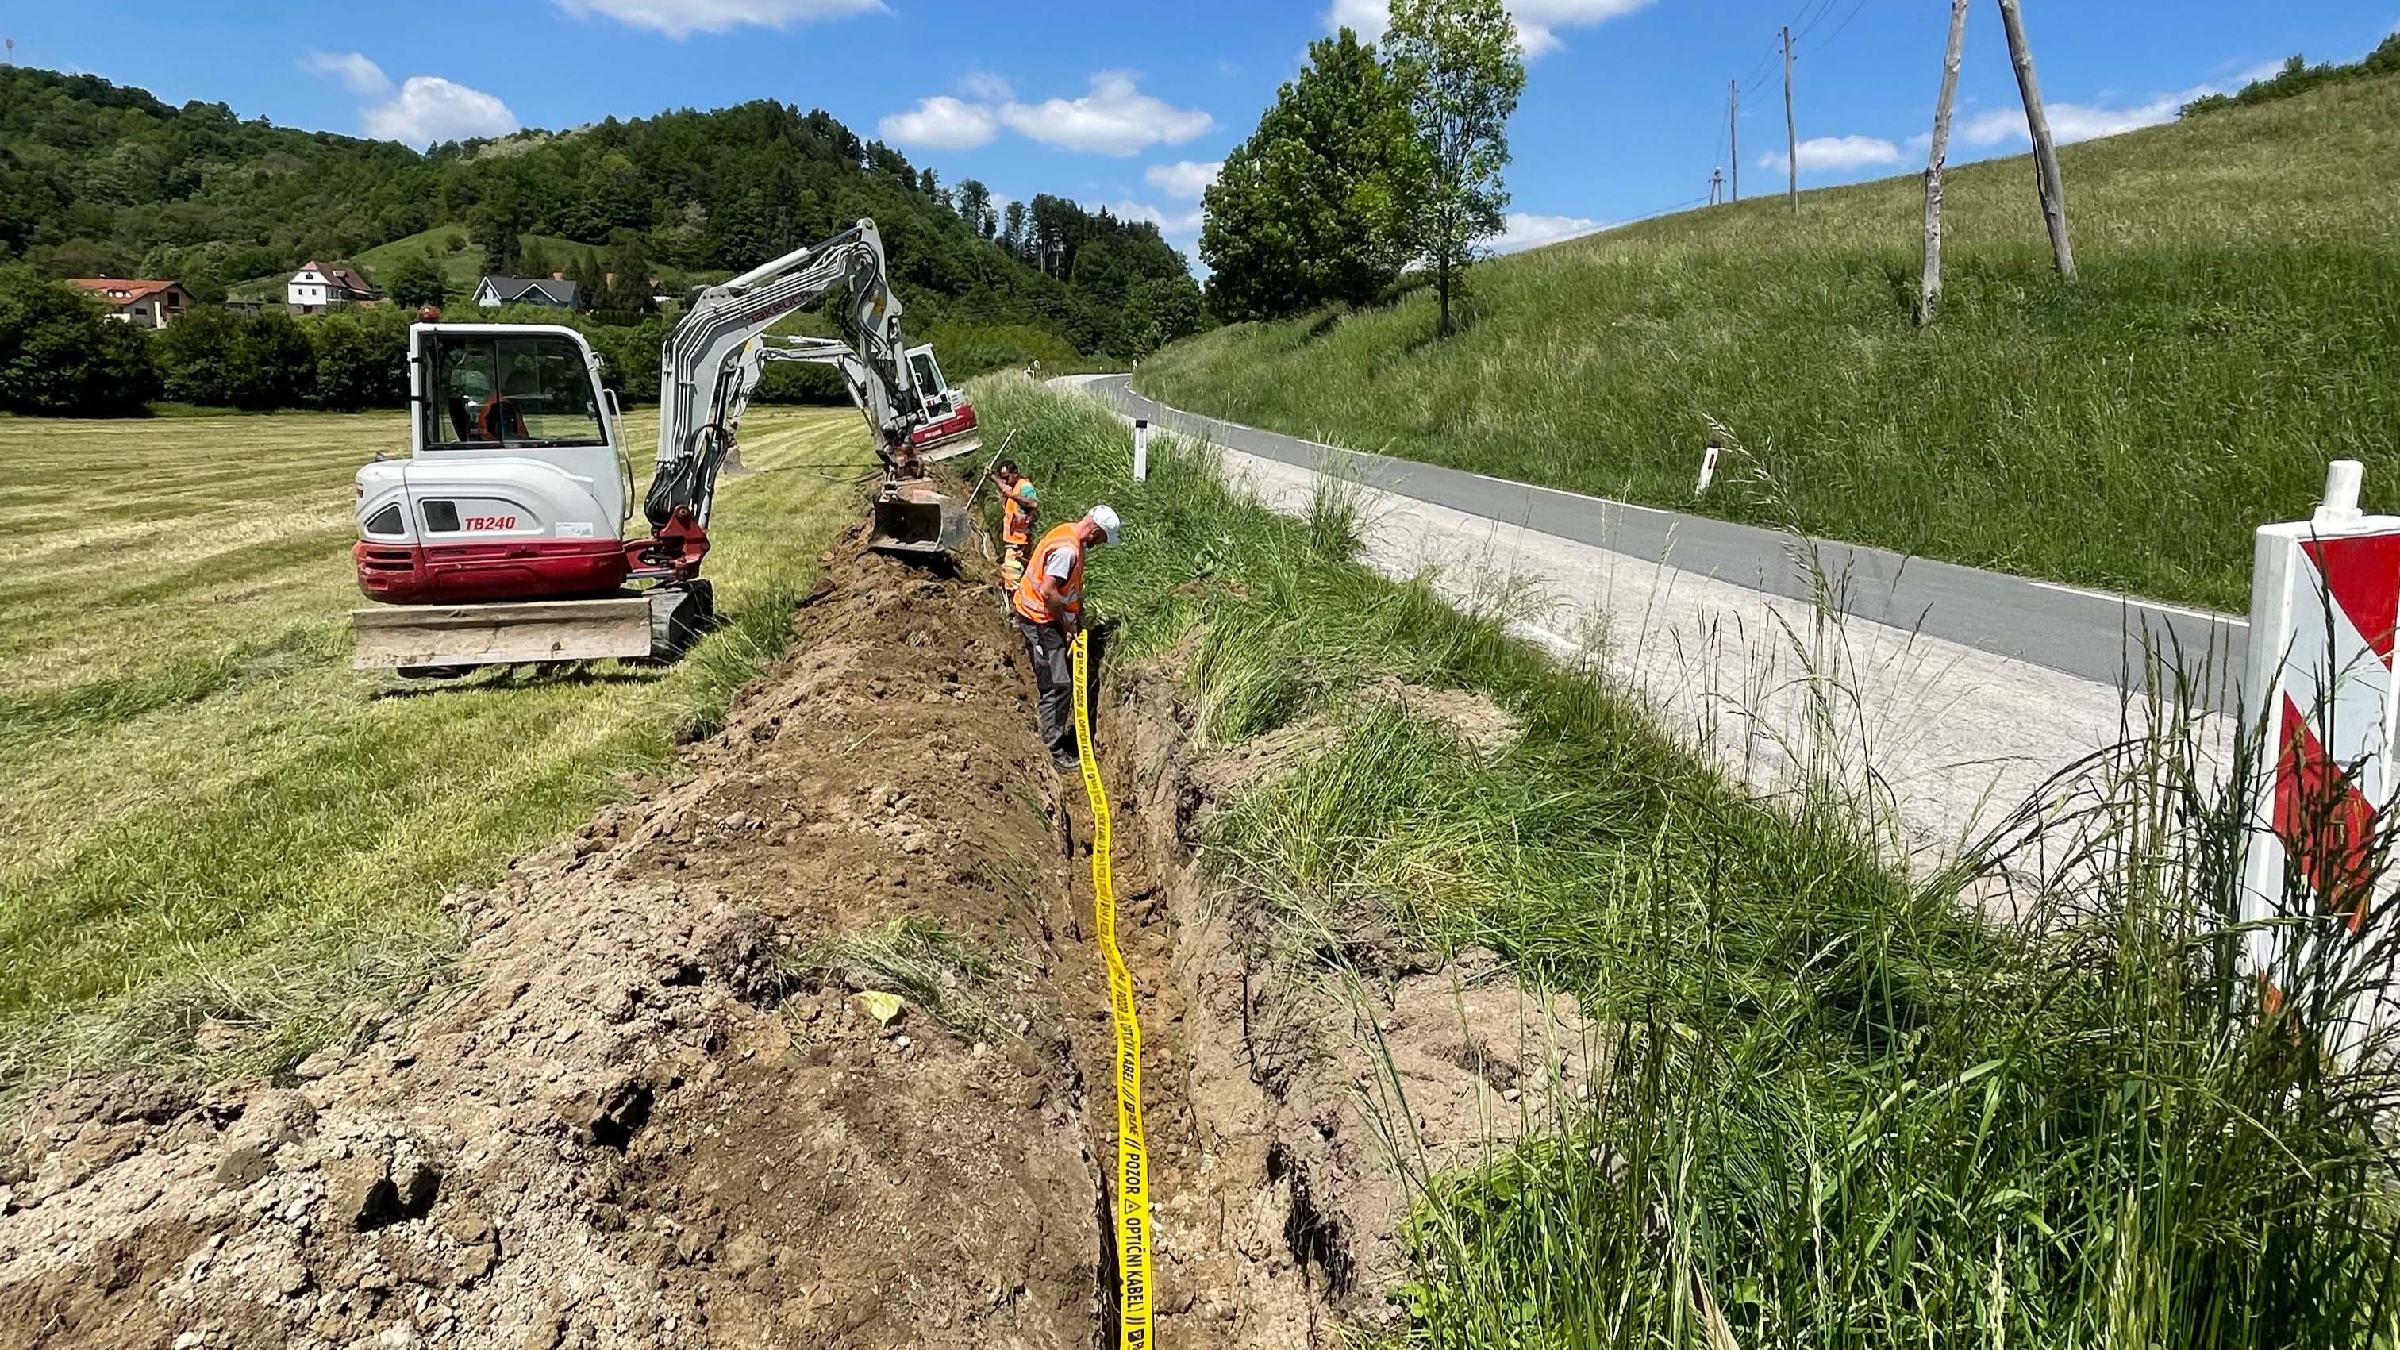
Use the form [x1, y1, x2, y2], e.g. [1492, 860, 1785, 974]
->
[869, 482, 970, 557]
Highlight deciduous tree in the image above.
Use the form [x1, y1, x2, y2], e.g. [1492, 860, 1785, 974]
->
[1125, 274, 1206, 355]
[1201, 27, 1417, 322]
[386, 254, 448, 310]
[1385, 0, 1526, 338]
[956, 179, 997, 240]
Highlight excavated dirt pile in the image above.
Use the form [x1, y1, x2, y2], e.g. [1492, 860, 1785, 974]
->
[0, 536, 1588, 1350]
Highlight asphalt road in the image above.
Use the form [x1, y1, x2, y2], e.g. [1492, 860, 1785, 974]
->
[1088, 375, 2249, 704]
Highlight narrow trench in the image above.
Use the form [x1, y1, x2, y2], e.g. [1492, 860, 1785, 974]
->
[1090, 1149, 1123, 1350]
[1048, 774, 1125, 1350]
[1037, 666, 1367, 1348]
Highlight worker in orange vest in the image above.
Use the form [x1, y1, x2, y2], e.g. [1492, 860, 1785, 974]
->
[995, 459, 1039, 587]
[1011, 505, 1122, 769]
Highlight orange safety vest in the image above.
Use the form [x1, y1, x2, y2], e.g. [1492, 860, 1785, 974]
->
[1012, 522, 1085, 625]
[1000, 476, 1038, 547]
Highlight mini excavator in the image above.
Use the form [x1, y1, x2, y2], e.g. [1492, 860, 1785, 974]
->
[349, 218, 979, 676]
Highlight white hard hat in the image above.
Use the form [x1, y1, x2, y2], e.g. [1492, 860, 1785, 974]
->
[1089, 504, 1122, 545]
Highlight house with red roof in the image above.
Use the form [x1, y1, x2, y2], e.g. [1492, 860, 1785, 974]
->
[67, 278, 194, 329]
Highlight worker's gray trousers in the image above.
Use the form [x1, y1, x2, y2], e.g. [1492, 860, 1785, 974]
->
[1012, 615, 1075, 758]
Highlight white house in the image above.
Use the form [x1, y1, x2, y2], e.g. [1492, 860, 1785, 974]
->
[473, 275, 581, 310]
[287, 262, 380, 313]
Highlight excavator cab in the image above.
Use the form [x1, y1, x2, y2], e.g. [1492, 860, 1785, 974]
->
[899, 343, 980, 465]
[355, 324, 631, 608]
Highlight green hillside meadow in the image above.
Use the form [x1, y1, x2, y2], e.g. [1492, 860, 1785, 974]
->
[1141, 72, 2400, 613]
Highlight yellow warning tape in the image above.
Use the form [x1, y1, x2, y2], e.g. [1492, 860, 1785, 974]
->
[1073, 629, 1154, 1350]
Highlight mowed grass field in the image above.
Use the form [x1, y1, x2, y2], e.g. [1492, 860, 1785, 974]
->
[1142, 72, 2400, 613]
[0, 406, 858, 1100]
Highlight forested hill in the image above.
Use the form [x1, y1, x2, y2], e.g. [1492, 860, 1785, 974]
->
[0, 65, 1199, 359]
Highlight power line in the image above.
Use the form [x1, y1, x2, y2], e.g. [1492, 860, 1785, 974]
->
[1738, 36, 1784, 95]
[1789, 0, 1844, 48]
[1815, 0, 1876, 52]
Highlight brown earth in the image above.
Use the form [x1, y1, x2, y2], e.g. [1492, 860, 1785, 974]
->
[0, 535, 1583, 1349]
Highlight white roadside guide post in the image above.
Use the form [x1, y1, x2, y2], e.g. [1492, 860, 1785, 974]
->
[2240, 460, 2400, 1049]
[1133, 418, 1150, 483]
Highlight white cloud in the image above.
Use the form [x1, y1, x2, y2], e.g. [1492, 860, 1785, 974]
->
[880, 96, 1000, 150]
[362, 77, 521, 146]
[1493, 212, 1607, 253]
[1759, 134, 1904, 175]
[1957, 90, 2197, 149]
[1110, 200, 1207, 237]
[999, 72, 1214, 156]
[1326, 0, 1654, 57]
[304, 52, 518, 147]
[1954, 71, 2279, 152]
[957, 71, 1015, 101]
[1145, 160, 1223, 199]
[300, 50, 391, 97]
[552, 0, 884, 38]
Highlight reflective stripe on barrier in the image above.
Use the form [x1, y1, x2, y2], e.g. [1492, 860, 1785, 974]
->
[1073, 630, 1154, 1349]
[2240, 461, 2400, 1050]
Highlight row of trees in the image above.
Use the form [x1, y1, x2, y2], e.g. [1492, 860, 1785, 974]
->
[0, 266, 1121, 418]
[0, 279, 419, 416]
[0, 266, 157, 416]
[2182, 33, 2400, 117]
[0, 268, 400, 417]
[1201, 0, 1526, 336]
[0, 265, 672, 416]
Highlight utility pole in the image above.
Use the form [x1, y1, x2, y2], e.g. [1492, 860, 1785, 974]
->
[1782, 26, 1798, 215]
[1996, 0, 2075, 276]
[1728, 80, 1740, 202]
[1918, 0, 1971, 326]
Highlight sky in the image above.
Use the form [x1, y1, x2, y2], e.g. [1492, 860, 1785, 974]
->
[3, 0, 2390, 265]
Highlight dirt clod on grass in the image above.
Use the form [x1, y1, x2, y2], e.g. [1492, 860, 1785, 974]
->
[1, 535, 1582, 1349]
[1362, 676, 1520, 756]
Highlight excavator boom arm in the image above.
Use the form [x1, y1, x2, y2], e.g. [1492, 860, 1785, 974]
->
[646, 219, 923, 532]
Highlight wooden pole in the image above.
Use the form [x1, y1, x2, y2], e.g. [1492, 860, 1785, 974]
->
[1782, 26, 1798, 215]
[1918, 0, 1971, 327]
[1996, 0, 2075, 276]
[1729, 80, 1740, 202]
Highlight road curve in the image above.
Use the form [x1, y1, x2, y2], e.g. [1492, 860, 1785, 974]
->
[1084, 376, 2247, 702]
[1063, 373, 2240, 876]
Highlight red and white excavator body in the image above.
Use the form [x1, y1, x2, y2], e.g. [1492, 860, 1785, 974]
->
[354, 324, 633, 606]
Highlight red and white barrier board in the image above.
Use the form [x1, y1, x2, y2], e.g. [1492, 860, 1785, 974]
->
[2240, 462, 2400, 1035]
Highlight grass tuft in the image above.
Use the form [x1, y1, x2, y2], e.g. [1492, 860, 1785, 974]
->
[787, 916, 1009, 1042]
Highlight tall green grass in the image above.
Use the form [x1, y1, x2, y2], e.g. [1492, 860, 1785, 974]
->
[984, 376, 2400, 1346]
[1140, 72, 2400, 613]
